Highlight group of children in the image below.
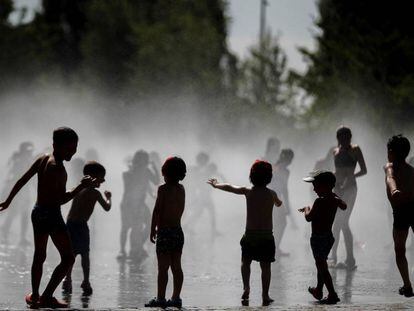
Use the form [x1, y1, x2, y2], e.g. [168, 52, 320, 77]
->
[0, 127, 414, 308]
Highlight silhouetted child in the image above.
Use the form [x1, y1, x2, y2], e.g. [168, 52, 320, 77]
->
[1, 141, 35, 245]
[300, 170, 346, 304]
[272, 149, 295, 256]
[385, 135, 414, 297]
[118, 150, 159, 259]
[62, 161, 111, 295]
[208, 160, 282, 305]
[0, 127, 94, 308]
[145, 157, 186, 308]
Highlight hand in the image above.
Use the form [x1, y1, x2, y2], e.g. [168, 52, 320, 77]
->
[104, 191, 112, 199]
[207, 178, 218, 187]
[81, 175, 95, 187]
[298, 206, 310, 213]
[150, 229, 157, 244]
[0, 201, 10, 212]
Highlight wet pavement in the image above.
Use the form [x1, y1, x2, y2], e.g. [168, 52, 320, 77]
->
[1, 222, 414, 311]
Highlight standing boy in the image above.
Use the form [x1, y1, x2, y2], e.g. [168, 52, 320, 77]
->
[208, 160, 282, 305]
[300, 170, 346, 304]
[384, 135, 414, 297]
[145, 156, 187, 308]
[0, 127, 93, 308]
[62, 161, 111, 295]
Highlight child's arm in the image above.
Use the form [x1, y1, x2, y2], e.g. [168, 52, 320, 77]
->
[354, 146, 367, 178]
[207, 178, 248, 195]
[96, 190, 112, 211]
[0, 157, 42, 211]
[271, 190, 283, 207]
[298, 202, 316, 222]
[61, 175, 95, 205]
[150, 186, 164, 243]
[149, 162, 160, 185]
[385, 163, 407, 205]
[334, 194, 347, 210]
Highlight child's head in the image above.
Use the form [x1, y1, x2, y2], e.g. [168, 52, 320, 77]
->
[132, 150, 149, 168]
[387, 135, 410, 162]
[278, 149, 294, 166]
[83, 161, 106, 187]
[196, 152, 209, 166]
[336, 126, 352, 146]
[162, 157, 186, 183]
[249, 160, 272, 187]
[303, 170, 336, 196]
[53, 127, 79, 161]
[265, 137, 281, 161]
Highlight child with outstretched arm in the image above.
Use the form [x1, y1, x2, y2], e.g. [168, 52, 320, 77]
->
[208, 160, 282, 306]
[62, 161, 111, 296]
[145, 157, 187, 308]
[299, 170, 346, 305]
[0, 127, 94, 308]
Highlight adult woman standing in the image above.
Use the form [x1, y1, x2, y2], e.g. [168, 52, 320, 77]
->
[330, 126, 367, 269]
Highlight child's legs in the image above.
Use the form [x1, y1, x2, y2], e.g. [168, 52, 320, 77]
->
[259, 261, 271, 298]
[170, 251, 183, 299]
[342, 187, 357, 264]
[119, 224, 130, 254]
[274, 212, 287, 251]
[81, 252, 90, 283]
[315, 258, 335, 295]
[42, 231, 75, 298]
[31, 233, 49, 298]
[65, 253, 77, 281]
[157, 253, 171, 300]
[241, 258, 252, 292]
[393, 228, 411, 287]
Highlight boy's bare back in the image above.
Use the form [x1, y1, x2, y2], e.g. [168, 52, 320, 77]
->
[36, 154, 68, 208]
[385, 162, 414, 205]
[67, 188, 109, 222]
[245, 187, 279, 231]
[156, 183, 185, 228]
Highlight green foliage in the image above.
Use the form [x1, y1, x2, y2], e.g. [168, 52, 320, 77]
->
[295, 0, 414, 133]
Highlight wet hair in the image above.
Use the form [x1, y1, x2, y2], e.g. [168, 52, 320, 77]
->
[83, 161, 106, 178]
[313, 171, 336, 189]
[278, 149, 294, 164]
[387, 135, 410, 160]
[336, 126, 352, 141]
[249, 160, 272, 186]
[162, 157, 186, 182]
[53, 127, 78, 145]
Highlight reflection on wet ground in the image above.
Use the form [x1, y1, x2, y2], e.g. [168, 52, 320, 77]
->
[1, 228, 414, 310]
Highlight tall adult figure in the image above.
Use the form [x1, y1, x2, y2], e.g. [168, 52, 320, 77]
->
[329, 126, 367, 269]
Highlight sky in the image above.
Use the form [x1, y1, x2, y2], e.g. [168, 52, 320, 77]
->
[12, 0, 318, 71]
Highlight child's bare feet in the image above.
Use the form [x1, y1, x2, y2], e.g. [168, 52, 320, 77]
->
[262, 296, 274, 306]
[241, 288, 250, 300]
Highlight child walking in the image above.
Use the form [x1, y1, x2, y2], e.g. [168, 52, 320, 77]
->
[0, 127, 94, 308]
[208, 160, 282, 305]
[145, 157, 187, 308]
[300, 170, 346, 304]
[62, 161, 111, 295]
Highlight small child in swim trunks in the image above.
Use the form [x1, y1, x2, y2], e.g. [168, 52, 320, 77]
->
[299, 170, 346, 304]
[208, 160, 282, 305]
[145, 157, 186, 308]
[62, 161, 111, 295]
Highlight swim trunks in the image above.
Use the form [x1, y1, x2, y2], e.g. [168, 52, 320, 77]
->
[67, 220, 90, 255]
[156, 227, 184, 254]
[240, 230, 275, 262]
[31, 205, 67, 235]
[393, 203, 414, 230]
[310, 232, 335, 260]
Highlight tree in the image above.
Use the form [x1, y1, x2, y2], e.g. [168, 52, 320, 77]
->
[295, 0, 414, 132]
